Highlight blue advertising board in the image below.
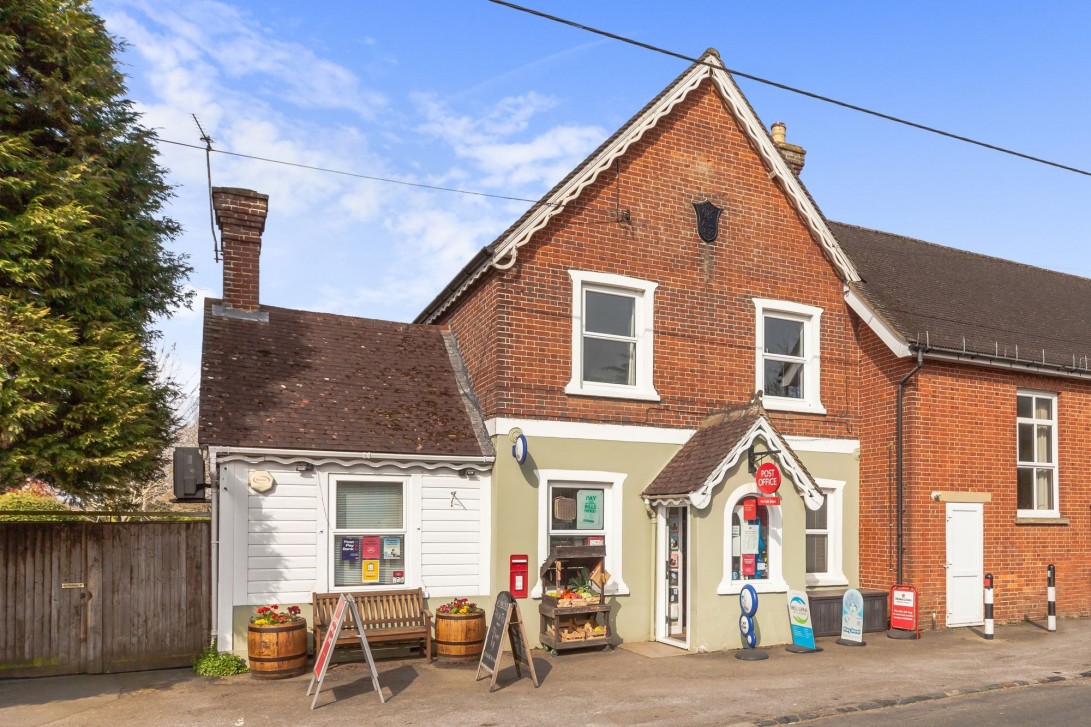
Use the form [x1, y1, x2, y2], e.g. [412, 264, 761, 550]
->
[786, 589, 818, 651]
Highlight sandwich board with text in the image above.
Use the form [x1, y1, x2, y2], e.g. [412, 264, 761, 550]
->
[475, 591, 539, 692]
[306, 594, 386, 709]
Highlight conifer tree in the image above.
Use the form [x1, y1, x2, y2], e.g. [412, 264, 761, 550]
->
[0, 0, 191, 499]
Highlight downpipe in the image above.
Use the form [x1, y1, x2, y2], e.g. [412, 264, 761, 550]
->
[896, 348, 924, 584]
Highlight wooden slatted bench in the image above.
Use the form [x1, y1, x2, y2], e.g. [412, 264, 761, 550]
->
[312, 589, 433, 662]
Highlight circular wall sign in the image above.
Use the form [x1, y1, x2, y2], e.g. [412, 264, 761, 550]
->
[511, 434, 528, 465]
[739, 583, 758, 617]
[739, 614, 754, 636]
[755, 462, 782, 495]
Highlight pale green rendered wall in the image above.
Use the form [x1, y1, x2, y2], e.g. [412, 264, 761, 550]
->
[686, 449, 859, 651]
[490, 434, 681, 648]
[489, 434, 858, 653]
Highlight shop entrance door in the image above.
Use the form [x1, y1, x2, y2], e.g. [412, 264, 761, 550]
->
[656, 505, 689, 648]
[946, 502, 984, 626]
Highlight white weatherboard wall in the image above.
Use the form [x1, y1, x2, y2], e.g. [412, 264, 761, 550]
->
[216, 458, 491, 651]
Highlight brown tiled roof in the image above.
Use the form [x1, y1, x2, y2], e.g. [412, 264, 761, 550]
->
[832, 222, 1091, 370]
[641, 399, 751, 497]
[198, 300, 487, 457]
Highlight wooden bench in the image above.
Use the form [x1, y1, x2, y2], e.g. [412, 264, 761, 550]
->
[312, 589, 433, 662]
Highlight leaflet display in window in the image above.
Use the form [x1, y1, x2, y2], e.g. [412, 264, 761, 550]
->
[731, 498, 770, 582]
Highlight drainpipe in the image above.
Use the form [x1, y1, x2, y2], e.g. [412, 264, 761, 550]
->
[895, 347, 924, 585]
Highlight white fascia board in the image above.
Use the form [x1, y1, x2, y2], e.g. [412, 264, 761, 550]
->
[207, 445, 493, 468]
[688, 419, 823, 511]
[783, 436, 861, 454]
[843, 286, 912, 358]
[485, 417, 694, 445]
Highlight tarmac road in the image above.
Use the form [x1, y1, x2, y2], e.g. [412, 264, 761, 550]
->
[2, 620, 1091, 726]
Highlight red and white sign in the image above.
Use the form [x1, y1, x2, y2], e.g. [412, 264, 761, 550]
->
[755, 463, 782, 495]
[742, 497, 758, 521]
[313, 596, 347, 680]
[742, 554, 756, 576]
[757, 496, 781, 507]
[889, 584, 919, 632]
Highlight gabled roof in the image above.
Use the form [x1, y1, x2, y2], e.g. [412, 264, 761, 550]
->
[199, 300, 490, 458]
[834, 222, 1091, 377]
[642, 397, 823, 511]
[416, 48, 860, 325]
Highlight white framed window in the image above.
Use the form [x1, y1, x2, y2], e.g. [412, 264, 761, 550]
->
[533, 469, 629, 597]
[805, 479, 847, 587]
[1017, 391, 1059, 517]
[566, 270, 659, 402]
[330, 475, 415, 589]
[753, 299, 824, 414]
[718, 484, 787, 595]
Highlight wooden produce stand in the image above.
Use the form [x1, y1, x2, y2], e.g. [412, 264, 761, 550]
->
[538, 545, 611, 655]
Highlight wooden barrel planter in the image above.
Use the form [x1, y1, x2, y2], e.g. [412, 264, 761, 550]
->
[434, 611, 487, 660]
[247, 620, 308, 679]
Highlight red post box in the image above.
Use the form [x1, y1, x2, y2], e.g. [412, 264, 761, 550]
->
[510, 554, 529, 598]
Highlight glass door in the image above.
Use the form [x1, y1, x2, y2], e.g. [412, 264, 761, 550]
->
[663, 506, 688, 643]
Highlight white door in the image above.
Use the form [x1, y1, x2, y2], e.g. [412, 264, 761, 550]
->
[945, 502, 984, 626]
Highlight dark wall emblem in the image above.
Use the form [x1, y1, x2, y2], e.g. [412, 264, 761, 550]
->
[692, 200, 723, 243]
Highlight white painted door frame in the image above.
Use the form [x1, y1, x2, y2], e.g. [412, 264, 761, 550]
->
[945, 502, 984, 627]
[655, 505, 690, 649]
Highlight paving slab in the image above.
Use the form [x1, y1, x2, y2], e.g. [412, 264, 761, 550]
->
[2, 620, 1089, 726]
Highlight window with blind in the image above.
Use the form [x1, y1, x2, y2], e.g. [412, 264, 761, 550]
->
[1017, 391, 1058, 517]
[332, 480, 406, 588]
[804, 480, 846, 587]
[805, 494, 829, 575]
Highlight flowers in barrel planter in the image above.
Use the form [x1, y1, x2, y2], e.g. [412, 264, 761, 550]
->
[436, 597, 483, 615]
[250, 604, 303, 625]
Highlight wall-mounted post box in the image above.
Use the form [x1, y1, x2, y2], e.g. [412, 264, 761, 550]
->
[510, 554, 529, 598]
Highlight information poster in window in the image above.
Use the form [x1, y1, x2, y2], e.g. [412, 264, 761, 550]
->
[392, 570, 405, 584]
[576, 489, 604, 530]
[740, 523, 760, 555]
[382, 536, 401, 560]
[340, 537, 360, 562]
[361, 536, 381, 559]
[742, 553, 757, 576]
[362, 559, 380, 582]
[731, 525, 741, 557]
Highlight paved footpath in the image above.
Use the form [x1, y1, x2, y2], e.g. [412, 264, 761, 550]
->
[3, 620, 1090, 726]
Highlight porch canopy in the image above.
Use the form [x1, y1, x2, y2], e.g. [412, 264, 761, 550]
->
[641, 396, 823, 511]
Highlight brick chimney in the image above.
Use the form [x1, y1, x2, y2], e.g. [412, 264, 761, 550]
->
[212, 187, 269, 313]
[770, 122, 806, 176]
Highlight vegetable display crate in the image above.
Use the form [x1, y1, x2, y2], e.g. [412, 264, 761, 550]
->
[538, 545, 611, 655]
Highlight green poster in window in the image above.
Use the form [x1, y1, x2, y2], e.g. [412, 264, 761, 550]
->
[576, 489, 604, 530]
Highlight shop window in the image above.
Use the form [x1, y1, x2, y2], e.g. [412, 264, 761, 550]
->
[719, 485, 786, 595]
[753, 299, 824, 414]
[332, 479, 408, 588]
[1017, 391, 1058, 517]
[805, 480, 847, 587]
[534, 470, 629, 596]
[566, 270, 659, 401]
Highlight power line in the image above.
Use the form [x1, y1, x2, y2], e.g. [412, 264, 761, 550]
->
[488, 0, 1091, 179]
[157, 137, 561, 206]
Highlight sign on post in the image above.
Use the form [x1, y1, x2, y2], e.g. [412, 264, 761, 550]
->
[307, 594, 386, 709]
[476, 591, 539, 692]
[836, 588, 866, 647]
[785, 589, 822, 653]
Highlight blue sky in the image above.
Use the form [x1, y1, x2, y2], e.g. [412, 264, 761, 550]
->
[93, 1, 1091, 411]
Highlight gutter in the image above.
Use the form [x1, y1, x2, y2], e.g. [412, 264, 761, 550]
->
[206, 445, 495, 464]
[895, 347, 924, 586]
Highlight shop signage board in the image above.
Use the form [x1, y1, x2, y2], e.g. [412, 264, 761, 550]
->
[340, 537, 359, 562]
[755, 462, 782, 495]
[836, 588, 866, 646]
[476, 591, 539, 692]
[785, 589, 821, 653]
[307, 594, 385, 709]
[889, 584, 920, 638]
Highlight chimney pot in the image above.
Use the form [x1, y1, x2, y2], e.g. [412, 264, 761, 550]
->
[770, 122, 806, 176]
[212, 187, 269, 313]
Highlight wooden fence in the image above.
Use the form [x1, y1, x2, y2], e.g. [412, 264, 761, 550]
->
[0, 519, 210, 677]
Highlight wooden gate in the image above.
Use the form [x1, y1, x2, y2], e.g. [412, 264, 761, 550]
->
[0, 520, 210, 677]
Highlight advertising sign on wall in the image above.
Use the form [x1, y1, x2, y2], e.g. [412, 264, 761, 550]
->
[340, 537, 360, 562]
